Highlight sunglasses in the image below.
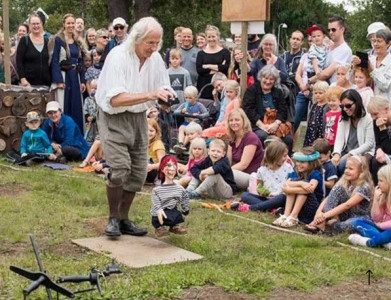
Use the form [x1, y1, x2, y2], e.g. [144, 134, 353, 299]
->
[101, 36, 109, 39]
[328, 28, 337, 33]
[114, 25, 125, 30]
[340, 103, 354, 109]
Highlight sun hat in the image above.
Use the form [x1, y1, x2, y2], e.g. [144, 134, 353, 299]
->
[367, 22, 386, 38]
[112, 17, 127, 27]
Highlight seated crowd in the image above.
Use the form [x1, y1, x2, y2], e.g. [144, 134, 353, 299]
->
[8, 13, 391, 247]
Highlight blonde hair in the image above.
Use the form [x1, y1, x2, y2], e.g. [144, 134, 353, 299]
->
[228, 47, 252, 80]
[377, 165, 391, 209]
[226, 108, 252, 141]
[169, 48, 182, 59]
[312, 80, 329, 103]
[224, 80, 240, 97]
[262, 141, 287, 169]
[209, 138, 226, 151]
[367, 96, 389, 115]
[147, 118, 161, 145]
[185, 122, 202, 134]
[336, 155, 374, 195]
[174, 26, 184, 36]
[184, 86, 198, 99]
[189, 137, 207, 159]
[205, 25, 220, 39]
[325, 86, 343, 102]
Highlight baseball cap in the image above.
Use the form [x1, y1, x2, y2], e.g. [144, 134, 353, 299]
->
[367, 22, 386, 38]
[46, 101, 61, 113]
[113, 17, 127, 27]
[306, 24, 326, 35]
[26, 111, 41, 123]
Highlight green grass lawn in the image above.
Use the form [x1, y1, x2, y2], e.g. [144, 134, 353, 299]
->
[1, 160, 391, 299]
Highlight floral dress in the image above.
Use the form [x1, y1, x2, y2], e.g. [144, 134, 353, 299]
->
[303, 104, 327, 147]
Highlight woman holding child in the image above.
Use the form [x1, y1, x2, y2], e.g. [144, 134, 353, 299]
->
[226, 108, 264, 190]
[331, 89, 375, 175]
[242, 65, 293, 153]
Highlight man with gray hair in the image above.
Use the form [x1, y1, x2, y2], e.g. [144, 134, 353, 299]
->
[96, 17, 174, 237]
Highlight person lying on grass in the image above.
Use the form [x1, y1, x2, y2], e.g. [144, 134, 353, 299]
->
[305, 155, 373, 234]
[272, 146, 323, 228]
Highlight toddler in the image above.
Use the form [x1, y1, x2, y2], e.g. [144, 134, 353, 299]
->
[306, 24, 328, 77]
[83, 79, 99, 145]
[353, 67, 373, 109]
[324, 86, 343, 147]
[187, 138, 237, 200]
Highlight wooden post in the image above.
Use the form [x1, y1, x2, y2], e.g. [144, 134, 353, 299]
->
[240, 22, 248, 99]
[2, 0, 10, 86]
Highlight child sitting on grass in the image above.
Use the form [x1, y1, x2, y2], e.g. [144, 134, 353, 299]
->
[151, 155, 190, 237]
[16, 111, 56, 165]
[232, 140, 293, 212]
[187, 138, 237, 200]
[147, 118, 166, 183]
[272, 146, 323, 228]
[349, 164, 391, 249]
[173, 86, 208, 153]
[177, 137, 207, 187]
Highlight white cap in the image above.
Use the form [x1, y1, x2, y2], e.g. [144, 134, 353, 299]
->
[367, 22, 386, 37]
[46, 101, 61, 113]
[112, 17, 127, 27]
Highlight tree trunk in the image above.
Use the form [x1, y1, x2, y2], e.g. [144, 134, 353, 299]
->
[107, 0, 130, 23]
[134, 0, 153, 20]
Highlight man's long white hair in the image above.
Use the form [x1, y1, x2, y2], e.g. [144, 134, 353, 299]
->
[126, 17, 163, 53]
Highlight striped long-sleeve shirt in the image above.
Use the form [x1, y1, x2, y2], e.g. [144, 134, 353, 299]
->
[150, 183, 190, 216]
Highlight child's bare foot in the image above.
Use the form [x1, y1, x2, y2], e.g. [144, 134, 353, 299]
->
[79, 160, 89, 168]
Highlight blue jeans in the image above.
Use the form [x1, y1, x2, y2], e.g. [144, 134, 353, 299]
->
[293, 93, 310, 133]
[241, 192, 286, 211]
[351, 218, 391, 247]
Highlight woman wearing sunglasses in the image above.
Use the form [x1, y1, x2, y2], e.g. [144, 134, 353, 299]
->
[331, 89, 375, 176]
[95, 28, 109, 52]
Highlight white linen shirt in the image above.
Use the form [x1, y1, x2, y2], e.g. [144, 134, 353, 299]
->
[96, 43, 170, 114]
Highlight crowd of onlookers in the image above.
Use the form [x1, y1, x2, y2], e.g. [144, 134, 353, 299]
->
[6, 11, 391, 247]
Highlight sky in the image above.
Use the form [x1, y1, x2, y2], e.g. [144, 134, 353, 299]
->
[325, 0, 356, 12]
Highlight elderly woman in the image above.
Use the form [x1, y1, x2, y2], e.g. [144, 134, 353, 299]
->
[51, 13, 86, 134]
[367, 96, 391, 184]
[16, 13, 51, 87]
[196, 25, 231, 100]
[250, 33, 288, 84]
[368, 29, 391, 102]
[242, 65, 293, 152]
[331, 89, 375, 175]
[41, 101, 89, 163]
[226, 108, 264, 190]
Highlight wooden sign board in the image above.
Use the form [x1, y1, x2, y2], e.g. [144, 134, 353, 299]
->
[222, 0, 270, 22]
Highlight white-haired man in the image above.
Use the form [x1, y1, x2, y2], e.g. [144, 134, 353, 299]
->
[96, 17, 174, 237]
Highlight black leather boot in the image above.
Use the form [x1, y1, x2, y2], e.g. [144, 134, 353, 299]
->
[105, 185, 122, 237]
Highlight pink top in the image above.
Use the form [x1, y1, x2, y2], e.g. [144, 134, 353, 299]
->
[371, 203, 391, 230]
[186, 157, 206, 176]
[357, 87, 374, 109]
[324, 110, 342, 146]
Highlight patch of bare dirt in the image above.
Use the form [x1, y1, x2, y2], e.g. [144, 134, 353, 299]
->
[173, 279, 391, 300]
[49, 242, 87, 258]
[86, 217, 107, 235]
[0, 183, 29, 197]
[0, 242, 29, 256]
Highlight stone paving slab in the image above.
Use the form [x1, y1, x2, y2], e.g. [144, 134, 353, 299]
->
[72, 235, 203, 268]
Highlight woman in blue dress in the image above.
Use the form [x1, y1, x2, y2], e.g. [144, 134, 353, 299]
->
[51, 13, 86, 134]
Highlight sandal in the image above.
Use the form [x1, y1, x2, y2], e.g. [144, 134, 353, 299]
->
[272, 215, 287, 226]
[79, 160, 89, 168]
[280, 216, 299, 228]
[304, 224, 320, 234]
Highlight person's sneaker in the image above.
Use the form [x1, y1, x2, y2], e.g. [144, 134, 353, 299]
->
[238, 204, 250, 212]
[230, 202, 240, 211]
[383, 243, 391, 250]
[169, 225, 187, 235]
[187, 190, 201, 199]
[173, 143, 187, 154]
[105, 217, 121, 237]
[155, 226, 170, 237]
[119, 219, 148, 236]
[348, 234, 369, 247]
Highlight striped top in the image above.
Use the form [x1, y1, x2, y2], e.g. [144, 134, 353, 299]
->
[150, 183, 190, 216]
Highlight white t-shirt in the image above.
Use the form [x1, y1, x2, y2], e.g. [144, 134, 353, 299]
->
[96, 43, 170, 114]
[326, 41, 352, 83]
[256, 162, 294, 196]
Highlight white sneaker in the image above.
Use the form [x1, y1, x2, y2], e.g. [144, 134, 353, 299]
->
[383, 242, 391, 250]
[348, 234, 369, 247]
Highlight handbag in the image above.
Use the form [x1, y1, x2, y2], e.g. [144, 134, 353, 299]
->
[263, 108, 292, 138]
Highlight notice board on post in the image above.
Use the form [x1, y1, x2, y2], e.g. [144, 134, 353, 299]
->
[222, 0, 270, 22]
